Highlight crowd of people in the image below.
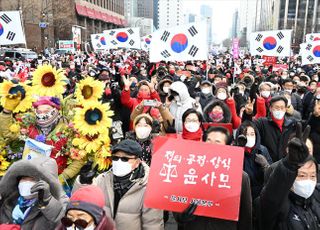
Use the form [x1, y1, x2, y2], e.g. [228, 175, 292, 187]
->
[0, 48, 319, 230]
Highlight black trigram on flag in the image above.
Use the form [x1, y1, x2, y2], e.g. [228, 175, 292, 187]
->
[256, 47, 263, 53]
[188, 45, 199, 57]
[160, 50, 171, 58]
[95, 35, 100, 40]
[255, 34, 263, 42]
[305, 44, 312, 51]
[0, 14, 12, 24]
[97, 43, 101, 48]
[129, 39, 135, 46]
[6, 31, 16, 41]
[188, 26, 198, 37]
[307, 55, 314, 62]
[277, 32, 284, 40]
[310, 35, 314, 41]
[160, 31, 170, 42]
[111, 40, 118, 45]
[277, 46, 284, 53]
[109, 31, 116, 36]
[127, 29, 134, 35]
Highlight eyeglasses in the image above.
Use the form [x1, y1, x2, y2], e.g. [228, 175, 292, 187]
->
[111, 156, 137, 162]
[61, 217, 90, 229]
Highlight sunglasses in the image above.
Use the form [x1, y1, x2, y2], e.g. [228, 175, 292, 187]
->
[111, 156, 137, 162]
[61, 217, 90, 229]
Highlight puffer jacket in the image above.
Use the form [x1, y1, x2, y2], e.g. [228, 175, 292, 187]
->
[235, 121, 273, 200]
[73, 162, 164, 230]
[169, 81, 202, 132]
[0, 156, 68, 230]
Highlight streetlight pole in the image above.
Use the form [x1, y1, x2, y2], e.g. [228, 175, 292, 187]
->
[303, 0, 310, 39]
[293, 0, 300, 44]
[312, 0, 318, 33]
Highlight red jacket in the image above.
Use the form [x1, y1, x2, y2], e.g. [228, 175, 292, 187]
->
[225, 98, 241, 129]
[120, 89, 161, 112]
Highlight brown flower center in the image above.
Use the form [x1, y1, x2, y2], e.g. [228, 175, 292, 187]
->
[86, 133, 99, 141]
[82, 85, 93, 99]
[41, 72, 56, 87]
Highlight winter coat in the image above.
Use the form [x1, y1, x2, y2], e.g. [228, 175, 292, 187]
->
[235, 121, 273, 200]
[302, 91, 315, 120]
[169, 81, 202, 132]
[196, 92, 215, 111]
[0, 156, 68, 230]
[253, 116, 296, 162]
[173, 172, 252, 230]
[73, 162, 164, 230]
[290, 93, 303, 115]
[256, 159, 320, 230]
[308, 114, 320, 163]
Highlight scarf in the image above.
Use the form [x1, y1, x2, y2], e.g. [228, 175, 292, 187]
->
[182, 126, 203, 141]
[271, 114, 285, 132]
[12, 196, 37, 225]
[36, 109, 61, 136]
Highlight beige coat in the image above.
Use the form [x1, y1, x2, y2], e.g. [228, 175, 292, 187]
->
[73, 162, 164, 230]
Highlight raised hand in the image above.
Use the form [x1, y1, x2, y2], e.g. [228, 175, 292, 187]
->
[122, 75, 133, 91]
[245, 97, 256, 115]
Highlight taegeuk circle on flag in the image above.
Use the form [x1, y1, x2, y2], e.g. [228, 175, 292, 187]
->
[171, 34, 188, 53]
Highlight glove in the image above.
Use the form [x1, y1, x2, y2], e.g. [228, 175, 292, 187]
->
[179, 203, 198, 223]
[79, 161, 97, 184]
[236, 135, 247, 147]
[287, 123, 310, 168]
[165, 120, 176, 134]
[255, 154, 270, 169]
[3, 92, 22, 112]
[31, 180, 52, 207]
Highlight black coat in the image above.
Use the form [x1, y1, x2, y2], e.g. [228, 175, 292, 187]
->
[196, 92, 215, 111]
[308, 114, 320, 163]
[254, 117, 296, 162]
[256, 159, 320, 230]
[302, 91, 315, 120]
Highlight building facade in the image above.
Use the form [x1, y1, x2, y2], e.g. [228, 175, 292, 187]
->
[154, 0, 184, 29]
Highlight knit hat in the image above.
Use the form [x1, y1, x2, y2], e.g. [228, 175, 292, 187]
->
[33, 96, 61, 110]
[111, 139, 143, 158]
[67, 185, 105, 224]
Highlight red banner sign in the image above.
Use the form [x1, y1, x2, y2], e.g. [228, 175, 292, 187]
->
[262, 55, 277, 66]
[144, 137, 244, 221]
[272, 64, 288, 72]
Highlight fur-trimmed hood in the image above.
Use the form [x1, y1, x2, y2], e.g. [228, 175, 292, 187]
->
[0, 156, 62, 200]
[203, 99, 232, 123]
[157, 78, 173, 96]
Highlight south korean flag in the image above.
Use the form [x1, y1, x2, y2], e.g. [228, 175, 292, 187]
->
[300, 41, 320, 65]
[150, 22, 208, 62]
[250, 30, 292, 57]
[0, 11, 26, 45]
[305, 33, 320, 42]
[90, 33, 108, 51]
[103, 27, 141, 50]
[140, 34, 152, 51]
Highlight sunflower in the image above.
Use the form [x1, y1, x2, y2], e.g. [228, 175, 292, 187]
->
[75, 77, 104, 104]
[72, 131, 109, 153]
[95, 143, 112, 171]
[0, 155, 10, 176]
[73, 101, 114, 136]
[31, 64, 67, 97]
[0, 80, 35, 113]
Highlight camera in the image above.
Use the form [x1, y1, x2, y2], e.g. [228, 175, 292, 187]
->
[144, 100, 157, 107]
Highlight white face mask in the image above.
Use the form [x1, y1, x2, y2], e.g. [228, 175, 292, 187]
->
[284, 89, 292, 94]
[245, 136, 256, 148]
[18, 181, 36, 197]
[163, 86, 170, 94]
[185, 122, 200, 133]
[217, 92, 227, 100]
[112, 160, 132, 177]
[316, 95, 320, 100]
[292, 179, 316, 199]
[201, 87, 211, 95]
[66, 224, 95, 230]
[272, 110, 286, 120]
[261, 91, 270, 98]
[135, 127, 151, 139]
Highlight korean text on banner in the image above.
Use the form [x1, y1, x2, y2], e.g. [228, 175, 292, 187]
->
[144, 136, 244, 221]
[232, 38, 239, 59]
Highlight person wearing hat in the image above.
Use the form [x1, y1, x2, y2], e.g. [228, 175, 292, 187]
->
[196, 80, 214, 110]
[56, 185, 116, 230]
[73, 139, 164, 230]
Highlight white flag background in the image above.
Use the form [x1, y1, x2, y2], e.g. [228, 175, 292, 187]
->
[250, 30, 292, 57]
[90, 33, 108, 51]
[0, 11, 26, 45]
[149, 22, 208, 62]
[300, 41, 320, 65]
[305, 33, 320, 42]
[103, 27, 141, 49]
[140, 34, 152, 51]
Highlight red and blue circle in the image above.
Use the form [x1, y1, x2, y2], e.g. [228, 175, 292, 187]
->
[100, 36, 106, 45]
[0, 23, 4, 37]
[116, 32, 128, 42]
[263, 36, 277, 50]
[171, 34, 188, 53]
[313, 45, 320, 57]
[314, 37, 320, 41]
[145, 38, 151, 44]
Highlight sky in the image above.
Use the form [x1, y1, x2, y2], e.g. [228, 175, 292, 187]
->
[184, 0, 240, 43]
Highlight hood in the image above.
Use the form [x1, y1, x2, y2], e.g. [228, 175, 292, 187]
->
[203, 99, 231, 123]
[157, 78, 173, 96]
[235, 120, 262, 148]
[0, 156, 62, 200]
[169, 81, 191, 102]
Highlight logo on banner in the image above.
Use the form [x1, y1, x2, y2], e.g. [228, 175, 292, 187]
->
[116, 32, 128, 42]
[313, 46, 320, 57]
[171, 34, 188, 53]
[263, 36, 277, 50]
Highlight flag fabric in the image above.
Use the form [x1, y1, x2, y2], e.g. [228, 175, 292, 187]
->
[149, 22, 208, 62]
[300, 41, 320, 65]
[90, 33, 108, 51]
[0, 11, 26, 45]
[305, 33, 320, 42]
[140, 34, 152, 51]
[103, 27, 141, 49]
[250, 30, 292, 57]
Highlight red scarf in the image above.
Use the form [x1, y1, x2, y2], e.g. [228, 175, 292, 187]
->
[245, 147, 253, 154]
[182, 126, 203, 141]
[271, 114, 284, 132]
